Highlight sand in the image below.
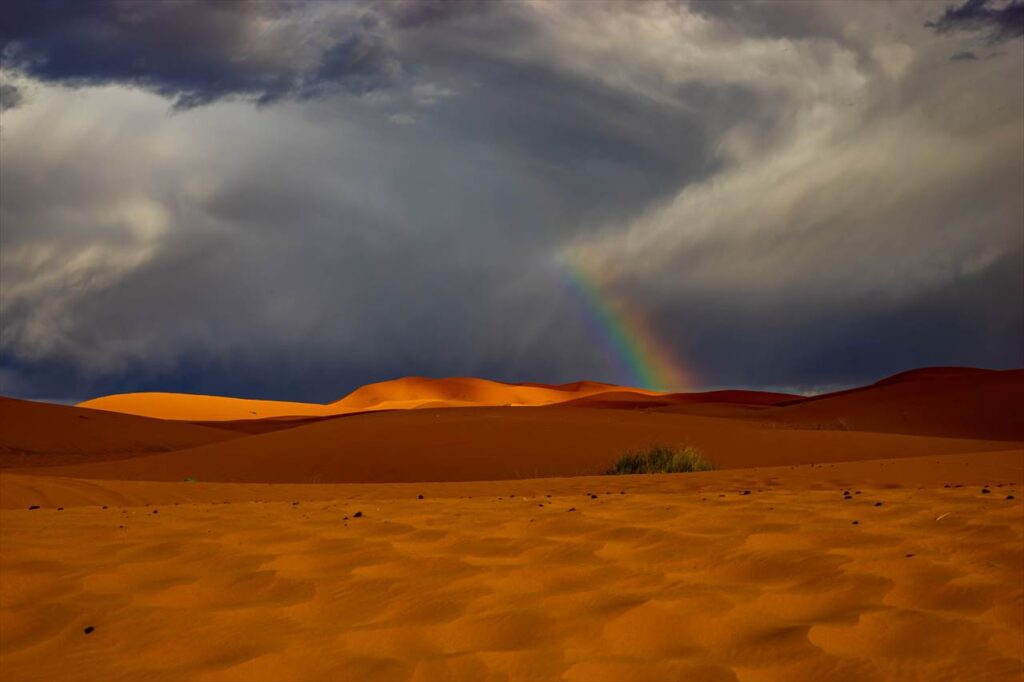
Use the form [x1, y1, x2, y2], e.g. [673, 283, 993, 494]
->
[1, 451, 1021, 681]
[2, 368, 1023, 680]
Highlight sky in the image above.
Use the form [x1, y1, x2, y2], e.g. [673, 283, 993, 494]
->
[1, 0, 1022, 402]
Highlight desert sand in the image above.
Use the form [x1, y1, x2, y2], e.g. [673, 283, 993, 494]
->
[2, 368, 1022, 681]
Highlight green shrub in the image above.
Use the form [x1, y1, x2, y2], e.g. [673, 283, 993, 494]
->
[607, 444, 715, 475]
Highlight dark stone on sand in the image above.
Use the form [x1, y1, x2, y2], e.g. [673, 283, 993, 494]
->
[981, 488, 991, 494]
[28, 505, 39, 510]
[152, 510, 159, 514]
[102, 506, 107, 509]
[590, 494, 598, 499]
[851, 520, 859, 525]
[742, 490, 751, 495]
[353, 511, 363, 518]
[568, 507, 576, 512]
[1007, 495, 1015, 500]
[57, 507, 63, 511]
[417, 495, 424, 500]
[906, 553, 915, 558]
[874, 502, 883, 507]
[84, 626, 94, 635]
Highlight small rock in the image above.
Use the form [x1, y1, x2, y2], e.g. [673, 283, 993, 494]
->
[905, 553, 915, 558]
[742, 490, 751, 495]
[102, 506, 107, 510]
[981, 488, 991, 494]
[152, 510, 159, 514]
[417, 494, 424, 500]
[568, 507, 576, 512]
[874, 502, 883, 507]
[353, 511, 363, 518]
[851, 520, 859, 525]
[855, 491, 861, 495]
[28, 505, 39, 510]
[83, 626, 95, 635]
[57, 507, 64, 511]
[590, 494, 598, 499]
[1007, 495, 1015, 500]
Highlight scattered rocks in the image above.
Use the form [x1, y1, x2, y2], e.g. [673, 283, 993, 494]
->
[83, 626, 95, 635]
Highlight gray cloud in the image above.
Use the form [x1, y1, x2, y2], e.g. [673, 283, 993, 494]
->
[0, 81, 21, 110]
[0, 1, 406, 108]
[1, 1, 1021, 401]
[926, 0, 1024, 43]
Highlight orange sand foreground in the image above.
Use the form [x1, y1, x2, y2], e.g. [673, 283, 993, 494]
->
[2, 368, 1022, 681]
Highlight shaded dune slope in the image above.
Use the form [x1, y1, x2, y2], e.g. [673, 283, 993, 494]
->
[26, 407, 1018, 484]
[749, 368, 1024, 440]
[0, 398, 240, 468]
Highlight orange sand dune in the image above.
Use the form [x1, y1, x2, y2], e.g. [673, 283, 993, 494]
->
[741, 367, 1024, 440]
[1, 450, 1020, 681]
[0, 398, 240, 468]
[77, 377, 649, 422]
[24, 406, 1018, 484]
[76, 391, 335, 421]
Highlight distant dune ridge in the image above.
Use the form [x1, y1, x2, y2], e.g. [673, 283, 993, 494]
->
[1, 367, 1018, 481]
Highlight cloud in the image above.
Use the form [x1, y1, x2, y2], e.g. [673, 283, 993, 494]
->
[0, 1, 1021, 401]
[0, 1, 408, 108]
[926, 0, 1024, 43]
[0, 81, 22, 110]
[950, 50, 980, 59]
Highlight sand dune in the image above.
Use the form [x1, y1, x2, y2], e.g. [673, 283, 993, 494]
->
[1, 450, 1020, 681]
[744, 368, 1024, 440]
[0, 398, 240, 468]
[76, 377, 640, 422]
[26, 406, 1018, 484]
[3, 368, 1023, 680]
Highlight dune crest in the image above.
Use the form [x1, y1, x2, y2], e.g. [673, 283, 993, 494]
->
[76, 377, 661, 421]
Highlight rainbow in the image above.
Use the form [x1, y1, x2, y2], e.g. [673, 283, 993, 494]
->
[555, 256, 691, 392]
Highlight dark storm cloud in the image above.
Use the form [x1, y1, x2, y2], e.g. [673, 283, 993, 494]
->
[926, 0, 1024, 43]
[1, 0, 1021, 402]
[0, 0, 403, 107]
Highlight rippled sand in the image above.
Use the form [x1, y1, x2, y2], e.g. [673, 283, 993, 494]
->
[2, 452, 1020, 681]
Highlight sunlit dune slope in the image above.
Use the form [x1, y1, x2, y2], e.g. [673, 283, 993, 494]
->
[26, 407, 1017, 484]
[77, 377, 647, 421]
[331, 376, 636, 410]
[0, 397, 239, 468]
[744, 367, 1024, 440]
[76, 392, 334, 421]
